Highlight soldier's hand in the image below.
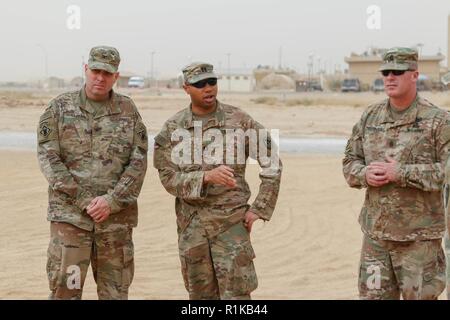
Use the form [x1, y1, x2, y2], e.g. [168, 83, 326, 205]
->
[365, 166, 389, 187]
[204, 165, 237, 188]
[87, 196, 111, 223]
[244, 211, 260, 233]
[368, 157, 399, 183]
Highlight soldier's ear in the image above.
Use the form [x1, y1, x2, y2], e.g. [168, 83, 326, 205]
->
[411, 71, 419, 83]
[182, 84, 190, 94]
[114, 72, 120, 81]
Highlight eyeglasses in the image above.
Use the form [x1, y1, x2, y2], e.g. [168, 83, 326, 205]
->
[189, 78, 217, 88]
[381, 70, 407, 77]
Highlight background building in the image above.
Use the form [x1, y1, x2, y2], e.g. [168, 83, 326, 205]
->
[345, 15, 450, 89]
[345, 51, 445, 88]
[116, 71, 138, 88]
[253, 66, 298, 91]
[217, 68, 255, 92]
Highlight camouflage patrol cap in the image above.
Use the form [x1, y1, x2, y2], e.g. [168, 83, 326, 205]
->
[88, 46, 121, 73]
[379, 47, 418, 71]
[182, 62, 217, 84]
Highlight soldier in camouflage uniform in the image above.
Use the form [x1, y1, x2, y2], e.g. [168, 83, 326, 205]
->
[153, 62, 282, 299]
[444, 70, 450, 300]
[37, 46, 148, 299]
[343, 47, 450, 299]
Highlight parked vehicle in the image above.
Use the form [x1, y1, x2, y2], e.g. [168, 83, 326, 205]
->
[309, 81, 323, 91]
[371, 78, 384, 92]
[295, 80, 323, 92]
[341, 78, 361, 92]
[416, 74, 431, 91]
[441, 72, 450, 86]
[128, 76, 145, 88]
[431, 81, 447, 91]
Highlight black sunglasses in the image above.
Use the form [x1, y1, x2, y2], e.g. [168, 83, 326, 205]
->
[190, 78, 217, 88]
[381, 70, 407, 77]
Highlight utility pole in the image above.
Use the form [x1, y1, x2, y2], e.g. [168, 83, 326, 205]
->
[317, 56, 321, 75]
[307, 53, 314, 84]
[150, 51, 155, 88]
[37, 44, 48, 80]
[227, 53, 231, 91]
[416, 43, 424, 56]
[278, 46, 282, 69]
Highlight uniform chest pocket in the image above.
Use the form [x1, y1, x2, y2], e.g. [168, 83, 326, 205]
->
[398, 128, 434, 163]
[363, 126, 387, 162]
[97, 117, 134, 159]
[59, 116, 90, 156]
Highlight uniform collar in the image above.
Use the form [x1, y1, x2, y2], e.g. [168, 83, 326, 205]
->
[77, 87, 121, 117]
[379, 95, 419, 127]
[181, 100, 226, 130]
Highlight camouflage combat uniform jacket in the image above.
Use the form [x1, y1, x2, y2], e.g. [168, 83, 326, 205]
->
[37, 88, 148, 231]
[153, 101, 282, 238]
[343, 95, 450, 241]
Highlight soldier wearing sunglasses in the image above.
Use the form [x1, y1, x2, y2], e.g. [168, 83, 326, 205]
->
[343, 47, 450, 299]
[153, 62, 282, 299]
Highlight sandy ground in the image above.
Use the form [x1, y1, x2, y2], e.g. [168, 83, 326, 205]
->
[0, 150, 367, 299]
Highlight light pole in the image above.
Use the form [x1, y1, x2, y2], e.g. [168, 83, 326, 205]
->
[227, 53, 231, 91]
[307, 53, 314, 84]
[416, 43, 424, 56]
[278, 46, 282, 69]
[36, 44, 48, 80]
[150, 51, 155, 88]
[317, 56, 321, 75]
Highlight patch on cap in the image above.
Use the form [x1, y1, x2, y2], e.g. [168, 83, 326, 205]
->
[88, 46, 121, 73]
[182, 62, 217, 84]
[379, 47, 418, 71]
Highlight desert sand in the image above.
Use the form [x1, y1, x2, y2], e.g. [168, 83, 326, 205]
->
[0, 150, 365, 299]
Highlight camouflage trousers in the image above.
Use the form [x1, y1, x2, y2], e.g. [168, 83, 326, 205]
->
[359, 235, 446, 300]
[178, 214, 258, 300]
[47, 222, 134, 300]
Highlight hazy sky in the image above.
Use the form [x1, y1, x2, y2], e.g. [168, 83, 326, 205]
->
[0, 0, 449, 81]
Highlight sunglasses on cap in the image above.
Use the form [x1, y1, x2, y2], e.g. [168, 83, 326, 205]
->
[381, 70, 408, 77]
[189, 78, 217, 88]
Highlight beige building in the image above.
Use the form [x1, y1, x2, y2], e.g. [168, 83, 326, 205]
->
[45, 77, 65, 89]
[217, 73, 255, 92]
[345, 53, 445, 88]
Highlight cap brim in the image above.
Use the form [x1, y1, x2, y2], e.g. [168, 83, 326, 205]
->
[186, 72, 217, 84]
[88, 61, 117, 73]
[378, 63, 410, 71]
